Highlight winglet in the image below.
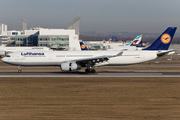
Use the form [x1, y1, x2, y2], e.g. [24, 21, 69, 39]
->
[115, 52, 123, 57]
[143, 27, 177, 50]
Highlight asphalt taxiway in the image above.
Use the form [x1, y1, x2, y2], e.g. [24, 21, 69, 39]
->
[0, 71, 180, 77]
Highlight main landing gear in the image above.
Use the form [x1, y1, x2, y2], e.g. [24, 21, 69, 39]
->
[18, 66, 22, 73]
[85, 62, 96, 73]
[85, 68, 96, 73]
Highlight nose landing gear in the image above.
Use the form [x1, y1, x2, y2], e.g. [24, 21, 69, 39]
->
[18, 66, 22, 73]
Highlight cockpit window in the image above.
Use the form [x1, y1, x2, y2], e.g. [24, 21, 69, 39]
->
[6, 55, 10, 57]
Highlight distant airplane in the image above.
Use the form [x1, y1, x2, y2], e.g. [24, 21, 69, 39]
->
[125, 35, 142, 46]
[103, 37, 108, 43]
[79, 41, 89, 50]
[136, 41, 146, 48]
[2, 27, 177, 73]
[107, 34, 143, 50]
[103, 36, 114, 43]
[107, 36, 114, 43]
[80, 39, 145, 51]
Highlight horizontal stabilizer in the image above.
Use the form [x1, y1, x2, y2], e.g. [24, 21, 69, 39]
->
[157, 49, 174, 57]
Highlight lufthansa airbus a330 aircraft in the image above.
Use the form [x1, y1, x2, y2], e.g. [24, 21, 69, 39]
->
[1, 27, 177, 73]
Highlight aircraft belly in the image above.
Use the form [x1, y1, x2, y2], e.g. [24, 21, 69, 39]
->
[9, 61, 59, 66]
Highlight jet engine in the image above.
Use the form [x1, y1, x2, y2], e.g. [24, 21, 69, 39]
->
[0, 51, 5, 56]
[60, 62, 81, 71]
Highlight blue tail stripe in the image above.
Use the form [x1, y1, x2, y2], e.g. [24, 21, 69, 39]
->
[143, 27, 177, 50]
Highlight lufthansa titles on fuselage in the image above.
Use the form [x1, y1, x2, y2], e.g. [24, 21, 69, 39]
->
[21, 52, 45, 57]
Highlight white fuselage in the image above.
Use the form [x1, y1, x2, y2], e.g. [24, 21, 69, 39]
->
[2, 50, 157, 67]
[0, 46, 52, 56]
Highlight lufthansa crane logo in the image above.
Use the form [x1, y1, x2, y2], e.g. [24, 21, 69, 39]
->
[142, 43, 146, 46]
[81, 44, 85, 49]
[161, 33, 171, 44]
[73, 36, 77, 39]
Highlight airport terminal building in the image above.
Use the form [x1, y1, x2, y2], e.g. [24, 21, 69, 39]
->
[0, 18, 81, 50]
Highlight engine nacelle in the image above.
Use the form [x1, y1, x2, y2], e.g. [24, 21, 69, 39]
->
[60, 62, 81, 71]
[0, 51, 5, 56]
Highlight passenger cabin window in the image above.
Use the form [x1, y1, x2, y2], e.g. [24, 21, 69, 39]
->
[6, 55, 10, 57]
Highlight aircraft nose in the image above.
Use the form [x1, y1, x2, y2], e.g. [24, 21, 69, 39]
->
[1, 58, 5, 62]
[1, 57, 6, 62]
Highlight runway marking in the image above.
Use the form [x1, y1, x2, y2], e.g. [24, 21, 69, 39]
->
[0, 71, 180, 77]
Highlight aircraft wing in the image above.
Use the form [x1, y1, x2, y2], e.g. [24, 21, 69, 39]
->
[70, 51, 123, 65]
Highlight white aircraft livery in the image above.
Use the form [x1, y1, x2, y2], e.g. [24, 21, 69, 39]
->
[1, 27, 177, 73]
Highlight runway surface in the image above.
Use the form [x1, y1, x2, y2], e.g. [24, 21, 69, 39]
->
[0, 71, 180, 77]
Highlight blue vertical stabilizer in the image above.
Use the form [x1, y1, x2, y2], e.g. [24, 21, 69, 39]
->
[79, 42, 89, 50]
[143, 27, 177, 50]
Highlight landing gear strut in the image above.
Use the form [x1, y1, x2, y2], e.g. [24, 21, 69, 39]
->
[18, 66, 22, 73]
[85, 62, 96, 73]
[91, 69, 96, 73]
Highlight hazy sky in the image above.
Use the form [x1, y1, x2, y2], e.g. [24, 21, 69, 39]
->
[0, 0, 180, 33]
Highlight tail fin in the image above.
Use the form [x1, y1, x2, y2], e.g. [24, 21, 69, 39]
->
[103, 37, 107, 43]
[108, 36, 114, 43]
[122, 40, 127, 44]
[121, 40, 124, 44]
[130, 35, 142, 46]
[79, 42, 89, 50]
[143, 27, 177, 50]
[136, 41, 146, 47]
